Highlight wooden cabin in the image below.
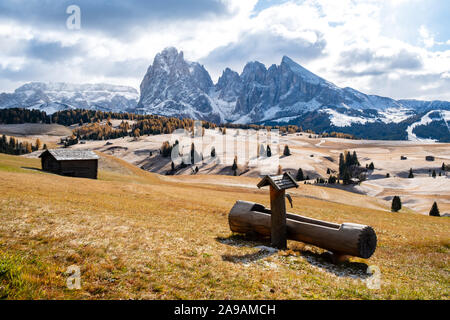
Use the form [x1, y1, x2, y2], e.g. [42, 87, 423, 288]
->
[39, 149, 99, 179]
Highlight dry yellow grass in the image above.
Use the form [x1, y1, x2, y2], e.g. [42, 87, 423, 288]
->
[0, 153, 448, 300]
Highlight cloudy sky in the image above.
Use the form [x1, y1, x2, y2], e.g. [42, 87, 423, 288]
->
[0, 0, 449, 100]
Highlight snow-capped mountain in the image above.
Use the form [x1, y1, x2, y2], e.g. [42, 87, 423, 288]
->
[136, 48, 446, 121]
[136, 48, 449, 141]
[136, 47, 223, 123]
[0, 82, 139, 114]
[0, 47, 448, 141]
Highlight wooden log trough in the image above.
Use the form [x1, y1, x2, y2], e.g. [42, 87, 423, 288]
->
[229, 201, 377, 259]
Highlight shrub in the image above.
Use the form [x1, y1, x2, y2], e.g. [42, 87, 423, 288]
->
[408, 168, 414, 178]
[391, 196, 402, 212]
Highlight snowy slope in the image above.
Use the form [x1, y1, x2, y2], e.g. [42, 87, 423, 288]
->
[407, 110, 450, 142]
[0, 82, 139, 114]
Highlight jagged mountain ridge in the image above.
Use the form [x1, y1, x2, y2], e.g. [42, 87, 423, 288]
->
[134, 47, 449, 141]
[0, 82, 139, 114]
[0, 47, 448, 141]
[136, 48, 449, 123]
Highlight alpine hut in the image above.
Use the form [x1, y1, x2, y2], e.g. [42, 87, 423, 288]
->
[39, 149, 99, 179]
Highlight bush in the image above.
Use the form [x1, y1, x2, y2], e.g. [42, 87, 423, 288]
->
[391, 196, 402, 212]
[408, 168, 414, 178]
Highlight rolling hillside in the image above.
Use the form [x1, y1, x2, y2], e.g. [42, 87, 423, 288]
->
[0, 153, 448, 299]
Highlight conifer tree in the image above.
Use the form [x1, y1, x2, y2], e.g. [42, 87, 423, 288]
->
[429, 202, 440, 217]
[296, 168, 304, 181]
[391, 196, 402, 212]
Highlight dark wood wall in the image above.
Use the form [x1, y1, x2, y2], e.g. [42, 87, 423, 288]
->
[41, 154, 98, 179]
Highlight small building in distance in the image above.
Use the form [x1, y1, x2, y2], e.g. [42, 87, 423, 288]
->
[426, 156, 435, 162]
[39, 149, 99, 179]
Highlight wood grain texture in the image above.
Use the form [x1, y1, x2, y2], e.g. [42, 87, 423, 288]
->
[229, 201, 377, 258]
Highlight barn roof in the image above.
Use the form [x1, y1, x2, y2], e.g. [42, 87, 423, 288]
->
[257, 172, 299, 191]
[39, 149, 99, 161]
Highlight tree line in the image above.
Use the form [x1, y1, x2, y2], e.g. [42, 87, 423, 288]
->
[0, 135, 43, 155]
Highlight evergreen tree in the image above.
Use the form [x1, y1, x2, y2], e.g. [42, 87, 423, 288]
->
[429, 202, 440, 217]
[342, 169, 351, 185]
[283, 145, 290, 156]
[339, 153, 345, 177]
[266, 145, 272, 157]
[391, 196, 402, 212]
[327, 168, 331, 175]
[368, 162, 375, 170]
[386, 173, 390, 178]
[352, 151, 360, 166]
[210, 146, 216, 158]
[345, 151, 352, 167]
[191, 143, 195, 164]
[231, 156, 238, 171]
[296, 168, 304, 181]
[432, 170, 437, 178]
[442, 163, 446, 171]
[408, 168, 414, 178]
[171, 161, 175, 172]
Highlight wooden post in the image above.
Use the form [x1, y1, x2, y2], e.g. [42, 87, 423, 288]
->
[270, 186, 287, 249]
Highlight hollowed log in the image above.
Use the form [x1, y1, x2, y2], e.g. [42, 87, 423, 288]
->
[228, 201, 377, 259]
